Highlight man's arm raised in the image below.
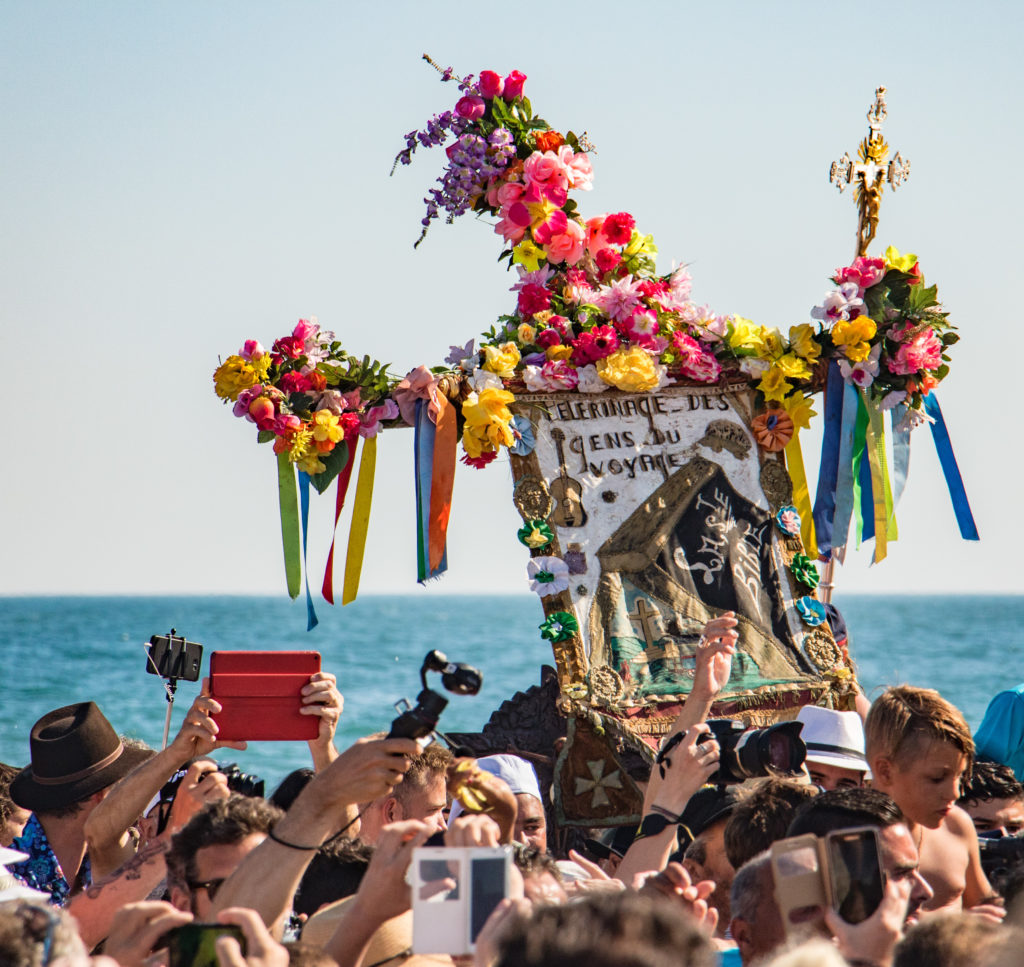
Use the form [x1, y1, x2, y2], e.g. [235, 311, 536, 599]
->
[209, 735, 420, 935]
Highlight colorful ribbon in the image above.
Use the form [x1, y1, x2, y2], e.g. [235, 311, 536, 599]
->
[812, 361, 845, 558]
[784, 432, 818, 558]
[276, 452, 301, 600]
[830, 377, 862, 557]
[923, 393, 979, 541]
[429, 394, 457, 573]
[860, 390, 897, 563]
[298, 471, 319, 631]
[342, 435, 377, 605]
[890, 404, 911, 518]
[414, 399, 448, 583]
[321, 439, 358, 605]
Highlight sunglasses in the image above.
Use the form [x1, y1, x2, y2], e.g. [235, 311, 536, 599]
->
[186, 877, 227, 900]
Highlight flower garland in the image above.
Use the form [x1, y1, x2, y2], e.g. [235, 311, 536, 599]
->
[399, 61, 959, 468]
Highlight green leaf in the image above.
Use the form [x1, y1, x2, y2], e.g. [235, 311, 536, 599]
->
[289, 392, 314, 414]
[942, 332, 960, 346]
[257, 429, 275, 444]
[308, 441, 350, 495]
[935, 364, 950, 380]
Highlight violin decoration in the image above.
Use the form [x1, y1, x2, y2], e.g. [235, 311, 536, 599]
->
[549, 428, 587, 528]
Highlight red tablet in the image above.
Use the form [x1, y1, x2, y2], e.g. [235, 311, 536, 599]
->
[209, 650, 321, 741]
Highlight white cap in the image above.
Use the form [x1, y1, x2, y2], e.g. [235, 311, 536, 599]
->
[796, 706, 869, 773]
[449, 754, 542, 822]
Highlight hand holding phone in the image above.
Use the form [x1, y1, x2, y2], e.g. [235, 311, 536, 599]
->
[166, 924, 245, 967]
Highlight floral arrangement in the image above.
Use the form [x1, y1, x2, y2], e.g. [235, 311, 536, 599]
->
[212, 318, 398, 493]
[397, 60, 958, 468]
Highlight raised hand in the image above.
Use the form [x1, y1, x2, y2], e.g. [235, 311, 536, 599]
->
[169, 680, 247, 761]
[691, 612, 738, 700]
[653, 723, 721, 815]
[301, 671, 344, 771]
[638, 862, 719, 935]
[215, 906, 290, 967]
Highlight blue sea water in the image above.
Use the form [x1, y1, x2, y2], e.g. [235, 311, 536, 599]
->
[1, 594, 1021, 792]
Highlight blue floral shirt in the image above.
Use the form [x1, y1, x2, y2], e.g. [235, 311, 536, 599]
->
[8, 813, 91, 907]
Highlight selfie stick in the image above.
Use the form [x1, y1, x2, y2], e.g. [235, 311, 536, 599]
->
[143, 631, 182, 750]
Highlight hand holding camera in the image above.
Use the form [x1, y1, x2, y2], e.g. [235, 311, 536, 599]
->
[653, 724, 721, 816]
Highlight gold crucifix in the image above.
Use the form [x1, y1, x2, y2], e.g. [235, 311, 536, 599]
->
[829, 86, 911, 259]
[627, 598, 662, 647]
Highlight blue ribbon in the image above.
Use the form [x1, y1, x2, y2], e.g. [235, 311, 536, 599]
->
[831, 378, 861, 556]
[812, 361, 844, 558]
[297, 471, 319, 631]
[890, 404, 911, 514]
[923, 394, 979, 540]
[414, 400, 447, 582]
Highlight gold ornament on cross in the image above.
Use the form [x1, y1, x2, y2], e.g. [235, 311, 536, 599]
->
[829, 86, 911, 258]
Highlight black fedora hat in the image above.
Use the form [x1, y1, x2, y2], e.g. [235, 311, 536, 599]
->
[10, 703, 152, 813]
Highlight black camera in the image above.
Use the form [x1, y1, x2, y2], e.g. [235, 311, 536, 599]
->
[219, 763, 265, 799]
[693, 718, 806, 785]
[978, 833, 1024, 890]
[146, 631, 203, 682]
[388, 650, 483, 741]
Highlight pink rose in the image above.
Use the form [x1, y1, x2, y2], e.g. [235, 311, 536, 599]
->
[495, 215, 527, 244]
[455, 95, 486, 120]
[542, 220, 586, 266]
[494, 181, 525, 209]
[503, 70, 527, 99]
[478, 70, 504, 99]
[293, 318, 319, 343]
[585, 215, 610, 256]
[557, 145, 594, 191]
[833, 256, 886, 290]
[523, 151, 569, 204]
[887, 328, 943, 376]
[240, 339, 264, 360]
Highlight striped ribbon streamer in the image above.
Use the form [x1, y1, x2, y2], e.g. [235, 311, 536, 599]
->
[923, 393, 979, 540]
[321, 439, 358, 605]
[276, 452, 301, 600]
[342, 435, 377, 605]
[298, 471, 319, 631]
[414, 399, 447, 582]
[850, 395, 870, 549]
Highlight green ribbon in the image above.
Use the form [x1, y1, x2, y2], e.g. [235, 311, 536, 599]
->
[539, 611, 579, 643]
[277, 452, 301, 600]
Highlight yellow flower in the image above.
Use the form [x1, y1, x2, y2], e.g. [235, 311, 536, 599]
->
[596, 346, 664, 393]
[286, 426, 315, 463]
[546, 344, 573, 362]
[774, 353, 813, 381]
[758, 366, 793, 403]
[751, 326, 785, 360]
[461, 387, 516, 457]
[883, 245, 917, 273]
[623, 231, 657, 261]
[727, 316, 760, 352]
[532, 310, 554, 325]
[311, 409, 344, 445]
[213, 355, 260, 401]
[482, 342, 521, 379]
[527, 197, 559, 228]
[782, 392, 817, 431]
[296, 450, 326, 475]
[513, 239, 544, 273]
[788, 323, 822, 363]
[517, 323, 537, 344]
[251, 354, 271, 382]
[831, 318, 877, 362]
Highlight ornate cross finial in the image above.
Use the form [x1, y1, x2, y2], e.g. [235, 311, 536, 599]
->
[829, 86, 911, 258]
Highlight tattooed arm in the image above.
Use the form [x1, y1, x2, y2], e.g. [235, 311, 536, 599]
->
[67, 835, 170, 951]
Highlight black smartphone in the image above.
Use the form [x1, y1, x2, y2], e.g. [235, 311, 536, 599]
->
[826, 827, 885, 924]
[469, 856, 508, 942]
[166, 924, 245, 967]
[147, 634, 203, 681]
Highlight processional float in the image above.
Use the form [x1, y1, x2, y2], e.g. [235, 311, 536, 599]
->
[213, 65, 977, 841]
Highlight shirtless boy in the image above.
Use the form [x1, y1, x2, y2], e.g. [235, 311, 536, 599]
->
[865, 685, 1004, 921]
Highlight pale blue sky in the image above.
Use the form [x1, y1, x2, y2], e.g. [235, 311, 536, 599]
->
[2, 0, 1021, 597]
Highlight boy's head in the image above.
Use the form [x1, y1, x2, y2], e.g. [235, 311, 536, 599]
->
[865, 686, 974, 828]
[958, 760, 1024, 837]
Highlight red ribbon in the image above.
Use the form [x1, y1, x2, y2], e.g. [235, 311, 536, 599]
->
[321, 437, 359, 604]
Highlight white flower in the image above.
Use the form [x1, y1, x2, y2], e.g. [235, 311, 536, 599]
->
[523, 365, 556, 392]
[811, 282, 865, 324]
[468, 367, 505, 393]
[838, 343, 882, 388]
[879, 389, 907, 412]
[575, 364, 611, 394]
[527, 556, 570, 596]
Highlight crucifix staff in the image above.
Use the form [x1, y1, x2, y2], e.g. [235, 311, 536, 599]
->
[819, 88, 911, 603]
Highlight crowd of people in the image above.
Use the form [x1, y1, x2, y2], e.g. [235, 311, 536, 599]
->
[2, 611, 1024, 967]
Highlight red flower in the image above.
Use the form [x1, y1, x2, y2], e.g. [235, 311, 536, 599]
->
[534, 130, 565, 152]
[517, 283, 552, 317]
[307, 370, 327, 392]
[339, 412, 361, 437]
[273, 335, 305, 359]
[462, 449, 498, 469]
[536, 328, 562, 349]
[602, 212, 636, 245]
[279, 371, 311, 394]
[638, 279, 668, 301]
[595, 248, 622, 275]
[503, 70, 527, 99]
[478, 70, 504, 99]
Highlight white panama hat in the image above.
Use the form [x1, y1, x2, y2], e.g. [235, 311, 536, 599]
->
[796, 705, 869, 773]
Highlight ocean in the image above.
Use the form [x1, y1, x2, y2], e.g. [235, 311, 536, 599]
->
[2, 594, 1021, 792]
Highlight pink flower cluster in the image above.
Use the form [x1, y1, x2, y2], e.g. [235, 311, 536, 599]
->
[887, 325, 943, 376]
[833, 256, 886, 292]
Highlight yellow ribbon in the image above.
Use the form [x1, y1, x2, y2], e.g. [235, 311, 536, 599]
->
[783, 432, 818, 558]
[860, 390, 896, 563]
[342, 435, 377, 605]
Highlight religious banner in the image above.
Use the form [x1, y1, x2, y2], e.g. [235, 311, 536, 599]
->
[509, 382, 845, 732]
